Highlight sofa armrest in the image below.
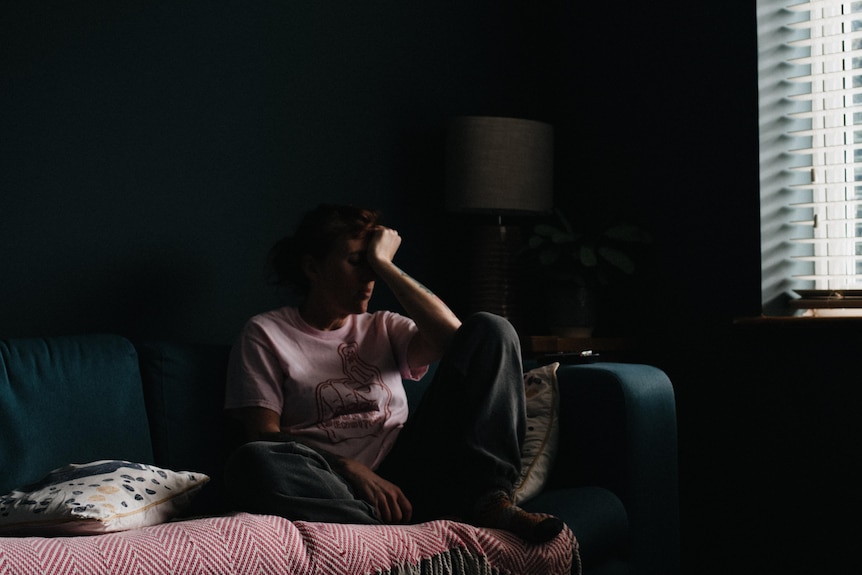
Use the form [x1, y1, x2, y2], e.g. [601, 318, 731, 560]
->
[548, 362, 679, 574]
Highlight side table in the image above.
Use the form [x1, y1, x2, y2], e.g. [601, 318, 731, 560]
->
[522, 335, 636, 364]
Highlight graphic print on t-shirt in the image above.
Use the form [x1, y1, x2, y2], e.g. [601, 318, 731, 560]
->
[315, 342, 393, 443]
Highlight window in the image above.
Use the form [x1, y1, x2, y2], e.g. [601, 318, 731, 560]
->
[758, 0, 862, 313]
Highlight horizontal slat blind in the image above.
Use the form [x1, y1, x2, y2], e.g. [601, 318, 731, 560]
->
[784, 0, 862, 288]
[758, 0, 862, 307]
[759, 0, 816, 309]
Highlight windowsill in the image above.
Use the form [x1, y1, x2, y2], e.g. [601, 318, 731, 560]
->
[797, 308, 862, 317]
[747, 293, 862, 324]
[734, 314, 862, 327]
[788, 298, 862, 311]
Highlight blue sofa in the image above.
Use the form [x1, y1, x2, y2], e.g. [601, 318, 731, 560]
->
[0, 334, 679, 574]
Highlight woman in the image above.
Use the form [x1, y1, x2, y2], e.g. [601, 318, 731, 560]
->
[224, 203, 563, 543]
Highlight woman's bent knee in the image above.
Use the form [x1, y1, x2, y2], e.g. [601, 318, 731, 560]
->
[463, 312, 517, 340]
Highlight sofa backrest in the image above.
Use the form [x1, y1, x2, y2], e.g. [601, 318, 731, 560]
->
[135, 341, 232, 516]
[0, 334, 155, 495]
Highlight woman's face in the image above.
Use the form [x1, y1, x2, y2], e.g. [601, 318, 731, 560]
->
[307, 235, 376, 316]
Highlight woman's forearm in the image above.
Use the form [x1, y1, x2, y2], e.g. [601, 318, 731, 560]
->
[373, 259, 461, 357]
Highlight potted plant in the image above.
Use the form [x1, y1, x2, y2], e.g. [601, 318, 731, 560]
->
[520, 208, 651, 337]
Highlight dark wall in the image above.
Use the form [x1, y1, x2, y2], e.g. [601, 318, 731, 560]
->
[0, 0, 543, 343]
[599, 4, 857, 574]
[571, 2, 763, 572]
[5, 0, 761, 344]
[731, 319, 862, 573]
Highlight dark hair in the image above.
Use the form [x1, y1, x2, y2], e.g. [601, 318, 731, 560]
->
[269, 203, 380, 296]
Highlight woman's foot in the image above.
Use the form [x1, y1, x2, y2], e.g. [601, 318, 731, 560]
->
[472, 490, 564, 543]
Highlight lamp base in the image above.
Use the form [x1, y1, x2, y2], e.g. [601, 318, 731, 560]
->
[468, 223, 527, 332]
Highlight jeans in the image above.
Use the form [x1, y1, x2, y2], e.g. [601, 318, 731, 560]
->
[223, 312, 526, 524]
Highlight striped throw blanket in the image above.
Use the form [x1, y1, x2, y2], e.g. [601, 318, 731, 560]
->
[0, 512, 578, 575]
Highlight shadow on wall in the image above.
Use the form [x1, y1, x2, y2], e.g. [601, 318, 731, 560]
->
[112, 250, 211, 342]
[7, 249, 210, 343]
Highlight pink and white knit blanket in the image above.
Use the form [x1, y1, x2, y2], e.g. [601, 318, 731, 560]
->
[0, 512, 578, 575]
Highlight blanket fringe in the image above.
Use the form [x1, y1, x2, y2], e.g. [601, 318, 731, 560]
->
[377, 547, 502, 575]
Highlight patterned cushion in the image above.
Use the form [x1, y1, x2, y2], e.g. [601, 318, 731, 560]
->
[513, 362, 560, 504]
[0, 460, 208, 535]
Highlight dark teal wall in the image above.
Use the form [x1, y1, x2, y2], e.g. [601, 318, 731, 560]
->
[2, 0, 764, 346]
[1, 1, 558, 343]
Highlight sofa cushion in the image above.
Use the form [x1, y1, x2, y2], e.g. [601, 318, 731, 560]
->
[0, 460, 208, 536]
[524, 486, 628, 570]
[0, 335, 155, 496]
[136, 341, 232, 516]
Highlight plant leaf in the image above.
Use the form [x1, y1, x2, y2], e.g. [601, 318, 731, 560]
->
[579, 245, 597, 267]
[551, 230, 575, 244]
[534, 224, 561, 238]
[598, 246, 635, 274]
[539, 248, 560, 266]
[604, 224, 651, 243]
[552, 207, 576, 235]
[528, 235, 545, 249]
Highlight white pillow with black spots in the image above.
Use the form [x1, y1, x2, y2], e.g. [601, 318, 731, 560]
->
[0, 460, 208, 536]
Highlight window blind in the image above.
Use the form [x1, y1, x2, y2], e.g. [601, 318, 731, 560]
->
[758, 0, 862, 305]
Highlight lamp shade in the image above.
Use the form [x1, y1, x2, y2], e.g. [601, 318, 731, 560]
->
[445, 116, 553, 214]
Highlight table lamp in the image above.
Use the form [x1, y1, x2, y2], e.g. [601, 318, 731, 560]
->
[445, 115, 554, 331]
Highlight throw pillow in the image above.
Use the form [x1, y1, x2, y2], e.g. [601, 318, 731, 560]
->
[0, 460, 209, 536]
[512, 362, 560, 504]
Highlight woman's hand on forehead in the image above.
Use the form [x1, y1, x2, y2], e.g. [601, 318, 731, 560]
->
[366, 226, 402, 269]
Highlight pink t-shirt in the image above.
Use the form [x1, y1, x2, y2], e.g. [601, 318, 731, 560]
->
[224, 307, 428, 470]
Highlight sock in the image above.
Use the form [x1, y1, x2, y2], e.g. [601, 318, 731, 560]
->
[471, 490, 564, 543]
